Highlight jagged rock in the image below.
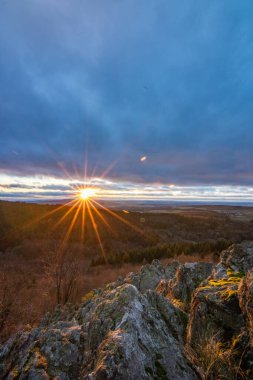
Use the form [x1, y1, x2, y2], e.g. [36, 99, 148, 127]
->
[229, 330, 253, 377]
[83, 284, 198, 379]
[187, 277, 244, 346]
[0, 321, 84, 379]
[188, 242, 253, 343]
[0, 272, 198, 380]
[167, 262, 213, 309]
[125, 259, 179, 293]
[187, 241, 253, 378]
[239, 271, 253, 345]
[147, 291, 188, 344]
[187, 243, 251, 347]
[213, 241, 253, 280]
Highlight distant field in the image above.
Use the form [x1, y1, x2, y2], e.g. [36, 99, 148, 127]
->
[145, 205, 253, 222]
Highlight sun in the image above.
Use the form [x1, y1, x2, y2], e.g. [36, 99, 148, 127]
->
[79, 188, 96, 200]
[78, 188, 96, 201]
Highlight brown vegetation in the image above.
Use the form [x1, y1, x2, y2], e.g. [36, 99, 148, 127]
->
[0, 201, 253, 343]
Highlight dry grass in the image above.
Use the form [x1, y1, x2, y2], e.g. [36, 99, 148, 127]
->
[186, 330, 249, 380]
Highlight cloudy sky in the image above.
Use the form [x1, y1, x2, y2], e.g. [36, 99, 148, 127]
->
[1, 0, 253, 201]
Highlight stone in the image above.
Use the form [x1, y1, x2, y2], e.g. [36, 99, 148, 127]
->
[0, 269, 198, 380]
[167, 262, 213, 309]
[214, 241, 253, 279]
[125, 259, 179, 293]
[239, 271, 253, 345]
[187, 241, 253, 378]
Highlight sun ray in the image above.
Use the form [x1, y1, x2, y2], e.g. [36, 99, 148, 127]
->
[62, 202, 82, 246]
[57, 161, 77, 183]
[91, 163, 98, 179]
[19, 152, 154, 264]
[22, 199, 77, 230]
[86, 200, 108, 264]
[58, 201, 82, 251]
[91, 199, 146, 236]
[52, 199, 80, 230]
[72, 162, 81, 180]
[84, 150, 88, 182]
[45, 147, 77, 184]
[81, 201, 86, 241]
[99, 158, 119, 179]
[87, 199, 115, 235]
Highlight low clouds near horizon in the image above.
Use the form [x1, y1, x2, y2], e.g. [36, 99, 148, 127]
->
[1, 0, 253, 187]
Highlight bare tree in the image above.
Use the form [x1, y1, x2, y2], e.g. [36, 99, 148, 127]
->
[0, 273, 12, 332]
[43, 247, 81, 305]
[0, 271, 24, 336]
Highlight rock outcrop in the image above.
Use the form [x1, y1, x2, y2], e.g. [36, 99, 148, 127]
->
[1, 242, 253, 379]
[0, 261, 199, 380]
[166, 262, 213, 310]
[188, 242, 253, 379]
[239, 271, 253, 345]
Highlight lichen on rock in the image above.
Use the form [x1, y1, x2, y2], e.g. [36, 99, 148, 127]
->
[187, 241, 253, 378]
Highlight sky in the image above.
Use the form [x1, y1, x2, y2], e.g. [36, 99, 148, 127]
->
[1, 0, 253, 202]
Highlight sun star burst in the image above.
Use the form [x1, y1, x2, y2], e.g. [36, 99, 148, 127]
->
[78, 188, 96, 201]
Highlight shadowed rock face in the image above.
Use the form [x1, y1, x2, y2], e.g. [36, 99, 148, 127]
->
[188, 241, 253, 378]
[239, 271, 253, 345]
[167, 262, 213, 310]
[213, 241, 253, 280]
[1, 242, 253, 379]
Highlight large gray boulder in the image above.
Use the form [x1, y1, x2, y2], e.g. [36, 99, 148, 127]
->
[0, 263, 199, 380]
[167, 262, 213, 310]
[83, 284, 198, 380]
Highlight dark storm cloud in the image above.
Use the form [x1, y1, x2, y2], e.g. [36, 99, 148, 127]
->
[1, 0, 253, 185]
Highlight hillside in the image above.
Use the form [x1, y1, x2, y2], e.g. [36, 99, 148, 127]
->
[1, 201, 253, 342]
[1, 242, 253, 379]
[1, 201, 253, 257]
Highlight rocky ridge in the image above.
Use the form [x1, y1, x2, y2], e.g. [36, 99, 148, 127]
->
[1, 242, 253, 379]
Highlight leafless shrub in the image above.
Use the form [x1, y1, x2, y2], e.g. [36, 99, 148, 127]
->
[43, 247, 82, 305]
[0, 273, 13, 332]
[0, 270, 25, 340]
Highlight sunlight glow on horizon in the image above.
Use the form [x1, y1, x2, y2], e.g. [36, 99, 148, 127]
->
[0, 173, 253, 203]
[78, 188, 97, 201]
